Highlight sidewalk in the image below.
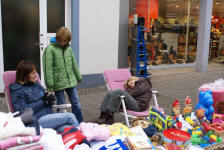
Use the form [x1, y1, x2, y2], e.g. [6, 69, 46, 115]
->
[1, 63, 224, 124]
[80, 63, 224, 122]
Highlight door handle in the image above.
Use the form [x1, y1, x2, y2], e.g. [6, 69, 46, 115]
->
[35, 43, 43, 46]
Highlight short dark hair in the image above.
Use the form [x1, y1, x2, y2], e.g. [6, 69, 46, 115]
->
[16, 60, 37, 82]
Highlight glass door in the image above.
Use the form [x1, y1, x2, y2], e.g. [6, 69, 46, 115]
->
[2, 0, 40, 71]
[2, 0, 68, 87]
[39, 0, 66, 86]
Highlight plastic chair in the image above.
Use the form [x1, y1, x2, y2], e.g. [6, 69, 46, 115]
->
[103, 69, 162, 127]
[3, 71, 71, 113]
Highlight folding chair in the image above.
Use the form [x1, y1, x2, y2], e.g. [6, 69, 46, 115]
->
[103, 69, 162, 127]
[3, 71, 71, 113]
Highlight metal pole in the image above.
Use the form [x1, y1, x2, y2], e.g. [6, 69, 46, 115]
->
[185, 0, 191, 60]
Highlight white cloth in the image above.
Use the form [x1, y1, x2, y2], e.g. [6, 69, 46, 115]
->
[90, 136, 126, 150]
[73, 143, 92, 150]
[40, 128, 66, 150]
[177, 115, 193, 131]
[92, 136, 127, 150]
[0, 112, 36, 141]
[90, 141, 105, 150]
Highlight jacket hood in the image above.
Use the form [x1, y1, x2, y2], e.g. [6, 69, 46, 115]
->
[50, 37, 60, 46]
[50, 37, 70, 47]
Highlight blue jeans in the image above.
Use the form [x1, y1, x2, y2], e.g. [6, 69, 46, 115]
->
[38, 113, 79, 133]
[54, 86, 83, 123]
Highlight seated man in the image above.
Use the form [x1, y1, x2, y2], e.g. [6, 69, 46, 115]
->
[10, 60, 79, 133]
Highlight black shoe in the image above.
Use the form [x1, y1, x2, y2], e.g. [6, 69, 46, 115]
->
[94, 112, 114, 125]
[105, 113, 114, 125]
[99, 111, 107, 119]
[94, 116, 114, 125]
[176, 59, 183, 64]
[94, 118, 109, 125]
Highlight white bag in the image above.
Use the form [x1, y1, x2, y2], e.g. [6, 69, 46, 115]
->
[0, 112, 36, 140]
[40, 128, 66, 150]
[73, 143, 92, 150]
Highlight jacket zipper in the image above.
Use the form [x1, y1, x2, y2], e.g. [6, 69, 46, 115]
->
[63, 49, 71, 86]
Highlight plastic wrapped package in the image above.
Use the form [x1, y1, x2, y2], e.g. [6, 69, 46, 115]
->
[40, 128, 66, 150]
[0, 112, 36, 141]
[198, 78, 224, 113]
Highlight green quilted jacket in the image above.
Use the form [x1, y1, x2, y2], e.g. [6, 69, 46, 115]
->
[42, 37, 82, 91]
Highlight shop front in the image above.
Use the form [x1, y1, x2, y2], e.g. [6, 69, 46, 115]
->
[128, 0, 224, 73]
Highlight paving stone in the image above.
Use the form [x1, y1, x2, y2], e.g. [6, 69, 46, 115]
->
[0, 63, 224, 124]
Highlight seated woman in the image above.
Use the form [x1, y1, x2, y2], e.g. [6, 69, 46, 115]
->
[95, 76, 152, 124]
[10, 60, 79, 133]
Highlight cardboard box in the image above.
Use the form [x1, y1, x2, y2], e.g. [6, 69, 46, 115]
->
[128, 126, 155, 150]
[126, 136, 152, 150]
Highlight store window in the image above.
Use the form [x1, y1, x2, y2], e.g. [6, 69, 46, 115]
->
[128, 0, 200, 73]
[210, 0, 224, 62]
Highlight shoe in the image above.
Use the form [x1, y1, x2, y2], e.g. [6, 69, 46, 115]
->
[168, 59, 174, 64]
[94, 115, 114, 125]
[99, 111, 107, 119]
[176, 60, 183, 64]
[94, 118, 108, 124]
[93, 112, 114, 125]
[105, 113, 114, 125]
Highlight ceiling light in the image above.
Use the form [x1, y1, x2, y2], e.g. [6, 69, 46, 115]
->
[216, 2, 220, 4]
[196, 6, 199, 9]
[176, 5, 179, 8]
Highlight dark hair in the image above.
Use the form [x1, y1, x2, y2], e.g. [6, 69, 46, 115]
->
[16, 60, 37, 82]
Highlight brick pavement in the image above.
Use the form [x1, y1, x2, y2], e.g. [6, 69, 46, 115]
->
[80, 63, 224, 122]
[1, 63, 224, 124]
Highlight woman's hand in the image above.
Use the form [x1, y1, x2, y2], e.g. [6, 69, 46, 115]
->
[42, 92, 56, 106]
[48, 91, 54, 94]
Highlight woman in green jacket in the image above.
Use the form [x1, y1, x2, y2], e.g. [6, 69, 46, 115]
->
[42, 27, 83, 123]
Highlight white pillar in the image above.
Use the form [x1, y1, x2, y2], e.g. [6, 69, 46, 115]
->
[0, 0, 5, 92]
[65, 0, 71, 31]
[195, 0, 213, 73]
[39, 0, 47, 87]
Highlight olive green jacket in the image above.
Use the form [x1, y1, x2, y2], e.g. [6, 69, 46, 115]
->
[42, 38, 82, 91]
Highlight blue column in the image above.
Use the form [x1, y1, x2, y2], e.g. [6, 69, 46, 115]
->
[195, 0, 213, 73]
[71, 0, 79, 66]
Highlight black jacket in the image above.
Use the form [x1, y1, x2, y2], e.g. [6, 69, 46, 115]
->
[126, 78, 152, 111]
